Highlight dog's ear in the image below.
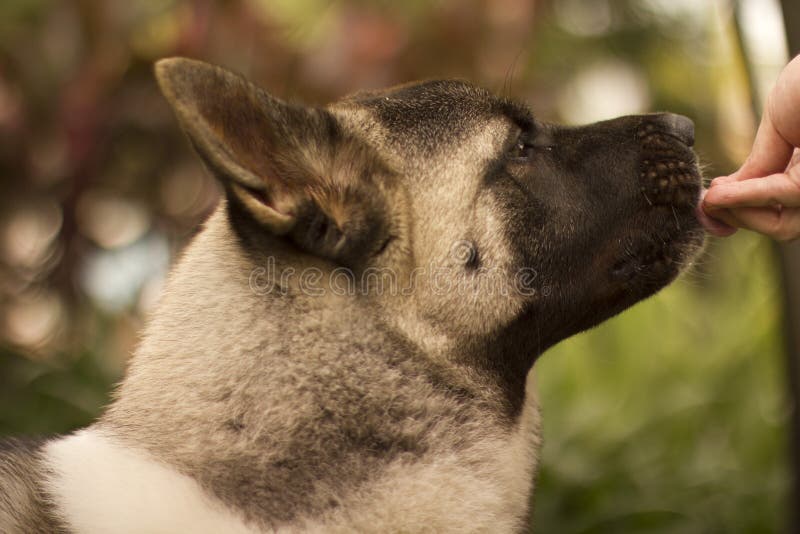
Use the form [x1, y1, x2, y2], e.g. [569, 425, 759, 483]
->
[155, 57, 390, 264]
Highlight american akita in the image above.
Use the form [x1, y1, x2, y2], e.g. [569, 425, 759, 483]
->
[0, 58, 707, 533]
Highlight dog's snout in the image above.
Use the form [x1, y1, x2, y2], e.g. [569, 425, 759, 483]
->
[658, 113, 695, 147]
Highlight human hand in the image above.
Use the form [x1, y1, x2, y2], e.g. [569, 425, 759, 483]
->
[701, 54, 800, 241]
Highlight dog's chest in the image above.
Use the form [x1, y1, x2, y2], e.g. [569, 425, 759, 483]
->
[43, 406, 540, 534]
[298, 415, 541, 533]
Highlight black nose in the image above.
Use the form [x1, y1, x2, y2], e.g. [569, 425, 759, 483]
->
[659, 113, 695, 147]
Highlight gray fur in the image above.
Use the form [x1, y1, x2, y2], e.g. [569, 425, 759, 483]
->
[0, 58, 705, 532]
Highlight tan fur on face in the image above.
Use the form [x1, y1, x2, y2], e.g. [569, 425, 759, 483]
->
[331, 105, 530, 352]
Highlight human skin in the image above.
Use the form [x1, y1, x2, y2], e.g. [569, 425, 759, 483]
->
[702, 54, 800, 242]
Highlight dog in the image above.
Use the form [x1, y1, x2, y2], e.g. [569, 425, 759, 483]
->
[0, 58, 705, 533]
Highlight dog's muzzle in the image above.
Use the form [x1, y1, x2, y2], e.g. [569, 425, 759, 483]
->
[637, 113, 700, 208]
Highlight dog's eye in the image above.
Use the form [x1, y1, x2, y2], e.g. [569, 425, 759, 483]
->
[510, 140, 533, 159]
[509, 134, 553, 160]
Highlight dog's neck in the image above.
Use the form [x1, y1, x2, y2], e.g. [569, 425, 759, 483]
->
[105, 205, 536, 436]
[95, 203, 540, 527]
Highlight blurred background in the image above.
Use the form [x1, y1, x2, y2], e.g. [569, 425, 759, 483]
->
[0, 0, 797, 532]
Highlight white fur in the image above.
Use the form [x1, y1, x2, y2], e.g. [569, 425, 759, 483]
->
[43, 429, 260, 534]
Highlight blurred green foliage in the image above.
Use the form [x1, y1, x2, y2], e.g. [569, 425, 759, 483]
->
[0, 348, 113, 436]
[0, 1, 791, 532]
[535, 232, 789, 533]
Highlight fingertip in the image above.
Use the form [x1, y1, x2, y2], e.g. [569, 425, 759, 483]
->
[695, 201, 739, 236]
[702, 184, 727, 207]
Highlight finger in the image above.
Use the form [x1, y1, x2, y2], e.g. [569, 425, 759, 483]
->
[711, 150, 800, 188]
[710, 175, 736, 186]
[702, 206, 741, 229]
[769, 55, 800, 149]
[697, 189, 738, 236]
[703, 171, 800, 209]
[729, 111, 794, 182]
[721, 206, 800, 241]
[789, 148, 800, 170]
[714, 55, 800, 185]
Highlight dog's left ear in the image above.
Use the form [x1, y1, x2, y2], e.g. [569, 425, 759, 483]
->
[155, 57, 390, 264]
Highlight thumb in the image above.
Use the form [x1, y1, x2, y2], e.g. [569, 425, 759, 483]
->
[714, 56, 800, 186]
[713, 109, 793, 187]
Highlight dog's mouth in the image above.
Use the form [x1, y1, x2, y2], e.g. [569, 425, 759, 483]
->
[608, 223, 700, 286]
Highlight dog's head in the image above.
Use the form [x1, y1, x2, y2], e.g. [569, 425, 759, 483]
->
[156, 58, 704, 364]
